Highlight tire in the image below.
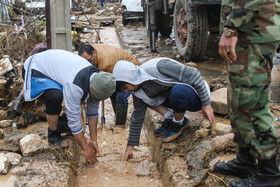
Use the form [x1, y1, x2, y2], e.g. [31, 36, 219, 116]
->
[157, 12, 172, 37]
[173, 0, 208, 61]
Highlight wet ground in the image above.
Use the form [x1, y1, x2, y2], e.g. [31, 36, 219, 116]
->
[76, 25, 163, 187]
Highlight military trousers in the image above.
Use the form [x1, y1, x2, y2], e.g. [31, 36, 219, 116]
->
[228, 41, 280, 160]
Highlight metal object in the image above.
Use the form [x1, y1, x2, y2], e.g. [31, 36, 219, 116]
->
[101, 100, 105, 129]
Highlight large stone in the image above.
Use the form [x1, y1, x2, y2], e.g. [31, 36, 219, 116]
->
[195, 128, 210, 138]
[210, 88, 228, 115]
[211, 133, 234, 152]
[19, 134, 43, 156]
[6, 152, 22, 166]
[214, 123, 232, 135]
[0, 153, 10, 174]
[0, 120, 12, 128]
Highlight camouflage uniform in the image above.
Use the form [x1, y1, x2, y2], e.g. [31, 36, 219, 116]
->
[221, 0, 280, 160]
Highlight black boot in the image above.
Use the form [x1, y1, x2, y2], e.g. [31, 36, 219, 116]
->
[115, 104, 128, 125]
[48, 128, 68, 147]
[229, 156, 280, 187]
[57, 114, 72, 135]
[214, 148, 257, 178]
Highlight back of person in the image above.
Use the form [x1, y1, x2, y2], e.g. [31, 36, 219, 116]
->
[24, 49, 92, 86]
[92, 44, 141, 72]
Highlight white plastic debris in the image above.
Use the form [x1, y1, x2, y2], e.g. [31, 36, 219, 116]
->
[0, 55, 13, 76]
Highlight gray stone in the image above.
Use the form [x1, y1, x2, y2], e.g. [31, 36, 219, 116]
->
[6, 152, 22, 166]
[211, 133, 234, 152]
[185, 62, 197, 68]
[210, 88, 228, 115]
[0, 153, 10, 174]
[214, 123, 232, 135]
[0, 120, 12, 128]
[19, 134, 43, 156]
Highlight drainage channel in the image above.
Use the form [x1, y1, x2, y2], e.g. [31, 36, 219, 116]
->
[76, 26, 163, 187]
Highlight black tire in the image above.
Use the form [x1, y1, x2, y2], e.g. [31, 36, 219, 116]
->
[122, 17, 129, 26]
[157, 12, 172, 37]
[173, 0, 208, 61]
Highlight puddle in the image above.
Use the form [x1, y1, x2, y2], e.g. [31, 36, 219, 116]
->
[0, 172, 17, 187]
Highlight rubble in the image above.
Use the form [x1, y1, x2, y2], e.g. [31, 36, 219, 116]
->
[214, 123, 232, 135]
[6, 152, 22, 166]
[0, 153, 10, 174]
[19, 134, 43, 156]
[211, 133, 234, 152]
[0, 120, 12, 128]
[195, 128, 210, 138]
[0, 55, 13, 76]
[200, 118, 211, 129]
[210, 88, 228, 115]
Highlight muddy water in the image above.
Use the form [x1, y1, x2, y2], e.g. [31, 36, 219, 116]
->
[76, 26, 163, 187]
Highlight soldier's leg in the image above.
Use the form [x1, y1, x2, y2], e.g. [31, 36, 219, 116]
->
[229, 42, 279, 160]
[228, 42, 280, 186]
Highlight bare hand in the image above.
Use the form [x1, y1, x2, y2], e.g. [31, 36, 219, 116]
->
[89, 140, 100, 154]
[202, 104, 215, 124]
[123, 146, 134, 161]
[219, 34, 238, 63]
[83, 146, 97, 167]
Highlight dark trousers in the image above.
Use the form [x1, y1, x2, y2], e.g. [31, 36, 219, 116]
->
[163, 84, 202, 113]
[40, 89, 63, 115]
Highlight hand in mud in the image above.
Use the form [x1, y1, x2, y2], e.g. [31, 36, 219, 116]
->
[89, 140, 100, 154]
[83, 146, 97, 167]
[202, 104, 215, 124]
[219, 33, 238, 63]
[123, 146, 134, 161]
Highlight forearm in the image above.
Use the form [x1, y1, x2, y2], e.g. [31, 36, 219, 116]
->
[88, 117, 98, 141]
[74, 132, 90, 149]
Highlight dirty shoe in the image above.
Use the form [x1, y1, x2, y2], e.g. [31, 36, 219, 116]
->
[48, 128, 68, 148]
[162, 118, 189, 143]
[154, 118, 172, 136]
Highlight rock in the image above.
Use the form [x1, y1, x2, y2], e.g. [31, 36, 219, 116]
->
[0, 55, 13, 76]
[211, 133, 234, 152]
[6, 152, 22, 166]
[210, 88, 228, 115]
[176, 54, 180, 59]
[0, 110, 7, 121]
[185, 62, 197, 68]
[0, 129, 4, 139]
[195, 128, 210, 138]
[208, 154, 236, 171]
[19, 134, 43, 156]
[214, 123, 232, 135]
[0, 153, 10, 174]
[0, 120, 12, 128]
[200, 119, 211, 129]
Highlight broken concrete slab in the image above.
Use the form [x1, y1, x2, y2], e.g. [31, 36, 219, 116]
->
[0, 153, 10, 174]
[6, 152, 22, 166]
[19, 134, 43, 156]
[210, 88, 228, 115]
[211, 133, 234, 152]
[214, 123, 232, 135]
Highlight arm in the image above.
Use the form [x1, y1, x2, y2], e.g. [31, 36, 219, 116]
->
[63, 85, 96, 166]
[86, 97, 100, 154]
[224, 0, 263, 35]
[124, 94, 148, 160]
